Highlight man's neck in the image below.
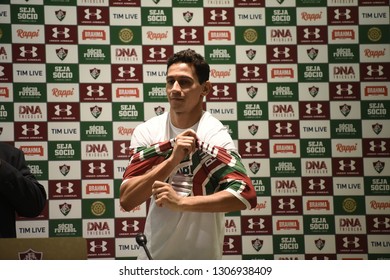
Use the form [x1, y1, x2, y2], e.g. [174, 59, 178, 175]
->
[170, 110, 203, 129]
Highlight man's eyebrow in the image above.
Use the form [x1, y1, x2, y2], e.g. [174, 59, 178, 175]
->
[166, 75, 194, 81]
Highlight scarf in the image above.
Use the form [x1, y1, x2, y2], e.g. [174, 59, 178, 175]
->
[122, 138, 257, 209]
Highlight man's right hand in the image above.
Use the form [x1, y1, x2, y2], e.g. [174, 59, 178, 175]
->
[171, 129, 198, 163]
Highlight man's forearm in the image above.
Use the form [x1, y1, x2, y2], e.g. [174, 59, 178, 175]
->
[119, 157, 179, 211]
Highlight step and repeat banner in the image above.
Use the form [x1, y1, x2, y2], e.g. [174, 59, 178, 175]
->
[0, 0, 389, 260]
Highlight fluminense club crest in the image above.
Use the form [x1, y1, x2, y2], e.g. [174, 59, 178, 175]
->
[90, 105, 102, 119]
[373, 160, 384, 173]
[154, 106, 165, 116]
[307, 47, 318, 61]
[339, 104, 351, 117]
[55, 9, 66, 21]
[248, 124, 259, 136]
[251, 238, 263, 252]
[90, 67, 101, 80]
[315, 238, 325, 250]
[372, 123, 382, 135]
[308, 86, 319, 98]
[59, 202, 72, 216]
[18, 249, 43, 260]
[247, 86, 258, 99]
[246, 49, 256, 60]
[56, 47, 68, 61]
[59, 164, 70, 176]
[183, 11, 193, 23]
[249, 161, 260, 174]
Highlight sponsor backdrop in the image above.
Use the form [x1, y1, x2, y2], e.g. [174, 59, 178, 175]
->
[0, 0, 389, 260]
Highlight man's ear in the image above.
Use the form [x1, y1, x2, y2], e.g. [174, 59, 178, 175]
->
[201, 81, 211, 96]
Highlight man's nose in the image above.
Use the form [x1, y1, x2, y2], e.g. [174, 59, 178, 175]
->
[171, 81, 181, 91]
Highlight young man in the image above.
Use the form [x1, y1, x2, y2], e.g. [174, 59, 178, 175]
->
[0, 143, 47, 238]
[120, 49, 257, 259]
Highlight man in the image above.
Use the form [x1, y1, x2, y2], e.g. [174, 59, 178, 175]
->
[0, 142, 47, 238]
[120, 49, 257, 259]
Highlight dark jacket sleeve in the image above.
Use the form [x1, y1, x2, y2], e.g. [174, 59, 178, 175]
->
[0, 146, 47, 218]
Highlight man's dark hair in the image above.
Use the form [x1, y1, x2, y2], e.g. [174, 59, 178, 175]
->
[167, 49, 210, 84]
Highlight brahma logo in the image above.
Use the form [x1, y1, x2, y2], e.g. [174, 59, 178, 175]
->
[20, 145, 44, 157]
[273, 143, 297, 155]
[0, 87, 9, 98]
[306, 200, 331, 211]
[82, 29, 106, 40]
[365, 85, 388, 96]
[331, 28, 355, 41]
[276, 219, 300, 231]
[208, 30, 231, 41]
[86, 183, 110, 195]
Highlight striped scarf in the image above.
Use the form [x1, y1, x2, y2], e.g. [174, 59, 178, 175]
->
[123, 138, 257, 209]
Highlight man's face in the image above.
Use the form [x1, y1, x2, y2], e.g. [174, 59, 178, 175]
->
[165, 62, 207, 114]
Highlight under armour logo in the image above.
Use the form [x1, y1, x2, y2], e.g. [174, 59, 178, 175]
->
[334, 8, 351, 20]
[149, 47, 166, 59]
[275, 122, 293, 133]
[56, 182, 74, 194]
[52, 27, 70, 39]
[22, 124, 40, 136]
[121, 220, 140, 232]
[339, 160, 356, 171]
[278, 198, 295, 210]
[336, 84, 354, 95]
[118, 66, 135, 78]
[373, 217, 390, 229]
[54, 104, 72, 116]
[90, 240, 107, 252]
[89, 162, 106, 174]
[308, 179, 326, 190]
[86, 85, 104, 97]
[273, 47, 290, 58]
[120, 143, 129, 155]
[369, 140, 386, 152]
[180, 28, 197, 40]
[304, 27, 320, 39]
[342, 236, 360, 248]
[306, 103, 323, 114]
[210, 9, 228, 21]
[212, 85, 229, 97]
[85, 8, 102, 20]
[245, 141, 262, 153]
[367, 65, 384, 76]
[248, 218, 265, 230]
[243, 66, 260, 77]
[19, 46, 38, 58]
[223, 238, 235, 250]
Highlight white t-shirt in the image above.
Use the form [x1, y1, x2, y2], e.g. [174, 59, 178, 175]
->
[130, 111, 236, 260]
